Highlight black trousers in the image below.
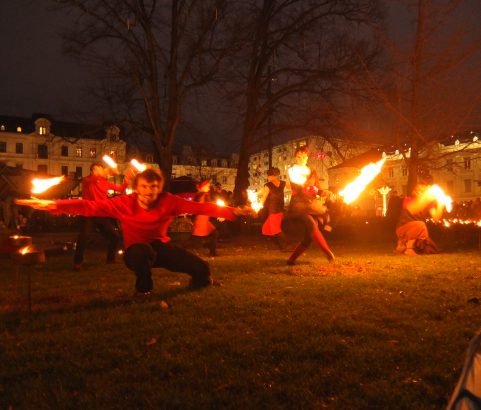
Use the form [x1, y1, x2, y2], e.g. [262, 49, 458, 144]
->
[123, 240, 211, 293]
[73, 216, 121, 264]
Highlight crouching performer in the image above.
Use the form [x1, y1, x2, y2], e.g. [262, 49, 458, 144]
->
[16, 169, 249, 298]
[395, 183, 444, 256]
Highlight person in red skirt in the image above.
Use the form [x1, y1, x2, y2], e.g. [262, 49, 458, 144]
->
[285, 146, 335, 265]
[260, 167, 286, 249]
[192, 180, 219, 256]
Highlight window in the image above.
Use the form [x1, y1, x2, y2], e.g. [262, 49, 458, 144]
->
[15, 143, 23, 154]
[39, 126, 47, 135]
[222, 176, 227, 184]
[109, 150, 116, 159]
[37, 144, 48, 159]
[212, 175, 217, 183]
[0, 141, 6, 152]
[211, 159, 217, 167]
[146, 154, 154, 163]
[61, 166, 69, 176]
[447, 158, 453, 172]
[388, 168, 394, 178]
[172, 156, 178, 165]
[16, 126, 22, 133]
[37, 164, 48, 173]
[89, 148, 97, 158]
[221, 160, 227, 167]
[201, 160, 207, 166]
[76, 167, 83, 178]
[464, 157, 471, 170]
[402, 167, 408, 177]
[0, 125, 5, 131]
[61, 146, 68, 156]
[465, 179, 472, 193]
[76, 147, 82, 158]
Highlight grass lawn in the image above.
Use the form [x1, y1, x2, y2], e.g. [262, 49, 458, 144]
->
[1, 230, 481, 409]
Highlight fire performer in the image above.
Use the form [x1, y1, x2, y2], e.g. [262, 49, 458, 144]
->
[191, 180, 219, 257]
[16, 169, 251, 298]
[259, 167, 286, 249]
[395, 183, 444, 256]
[73, 162, 128, 270]
[285, 146, 335, 265]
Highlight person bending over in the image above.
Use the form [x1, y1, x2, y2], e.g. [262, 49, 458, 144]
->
[395, 183, 444, 256]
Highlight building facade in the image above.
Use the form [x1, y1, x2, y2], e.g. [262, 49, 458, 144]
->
[248, 136, 373, 193]
[0, 115, 127, 187]
[171, 145, 239, 193]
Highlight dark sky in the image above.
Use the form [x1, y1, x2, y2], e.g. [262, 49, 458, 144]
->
[0, 0, 93, 120]
[2, 0, 481, 140]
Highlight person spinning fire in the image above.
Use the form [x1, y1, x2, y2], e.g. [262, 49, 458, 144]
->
[16, 169, 252, 299]
[73, 162, 128, 270]
[395, 183, 444, 256]
[259, 167, 286, 249]
[191, 180, 219, 257]
[284, 146, 335, 265]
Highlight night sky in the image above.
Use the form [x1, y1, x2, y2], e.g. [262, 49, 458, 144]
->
[0, 0, 94, 120]
[2, 1, 481, 141]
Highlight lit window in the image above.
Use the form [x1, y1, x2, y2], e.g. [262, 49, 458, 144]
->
[464, 157, 471, 170]
[39, 126, 47, 135]
[0, 125, 5, 131]
[76, 147, 82, 158]
[16, 126, 22, 133]
[90, 148, 97, 158]
[109, 150, 116, 159]
[388, 168, 394, 178]
[201, 160, 207, 166]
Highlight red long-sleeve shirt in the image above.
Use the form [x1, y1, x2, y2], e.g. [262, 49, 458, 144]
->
[52, 193, 236, 248]
[81, 174, 127, 201]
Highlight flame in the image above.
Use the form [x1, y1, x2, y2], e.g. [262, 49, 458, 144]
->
[31, 176, 64, 194]
[102, 154, 118, 169]
[339, 158, 386, 204]
[426, 184, 453, 213]
[247, 189, 263, 213]
[130, 159, 147, 172]
[216, 199, 226, 207]
[19, 246, 31, 255]
[288, 164, 310, 185]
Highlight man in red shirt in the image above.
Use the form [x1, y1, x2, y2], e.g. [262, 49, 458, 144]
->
[17, 169, 248, 297]
[73, 162, 127, 270]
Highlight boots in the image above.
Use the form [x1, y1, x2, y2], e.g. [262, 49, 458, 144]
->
[311, 229, 335, 262]
[287, 243, 308, 265]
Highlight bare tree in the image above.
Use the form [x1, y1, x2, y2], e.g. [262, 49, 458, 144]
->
[53, 0, 231, 185]
[220, 0, 383, 204]
[367, 0, 481, 194]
